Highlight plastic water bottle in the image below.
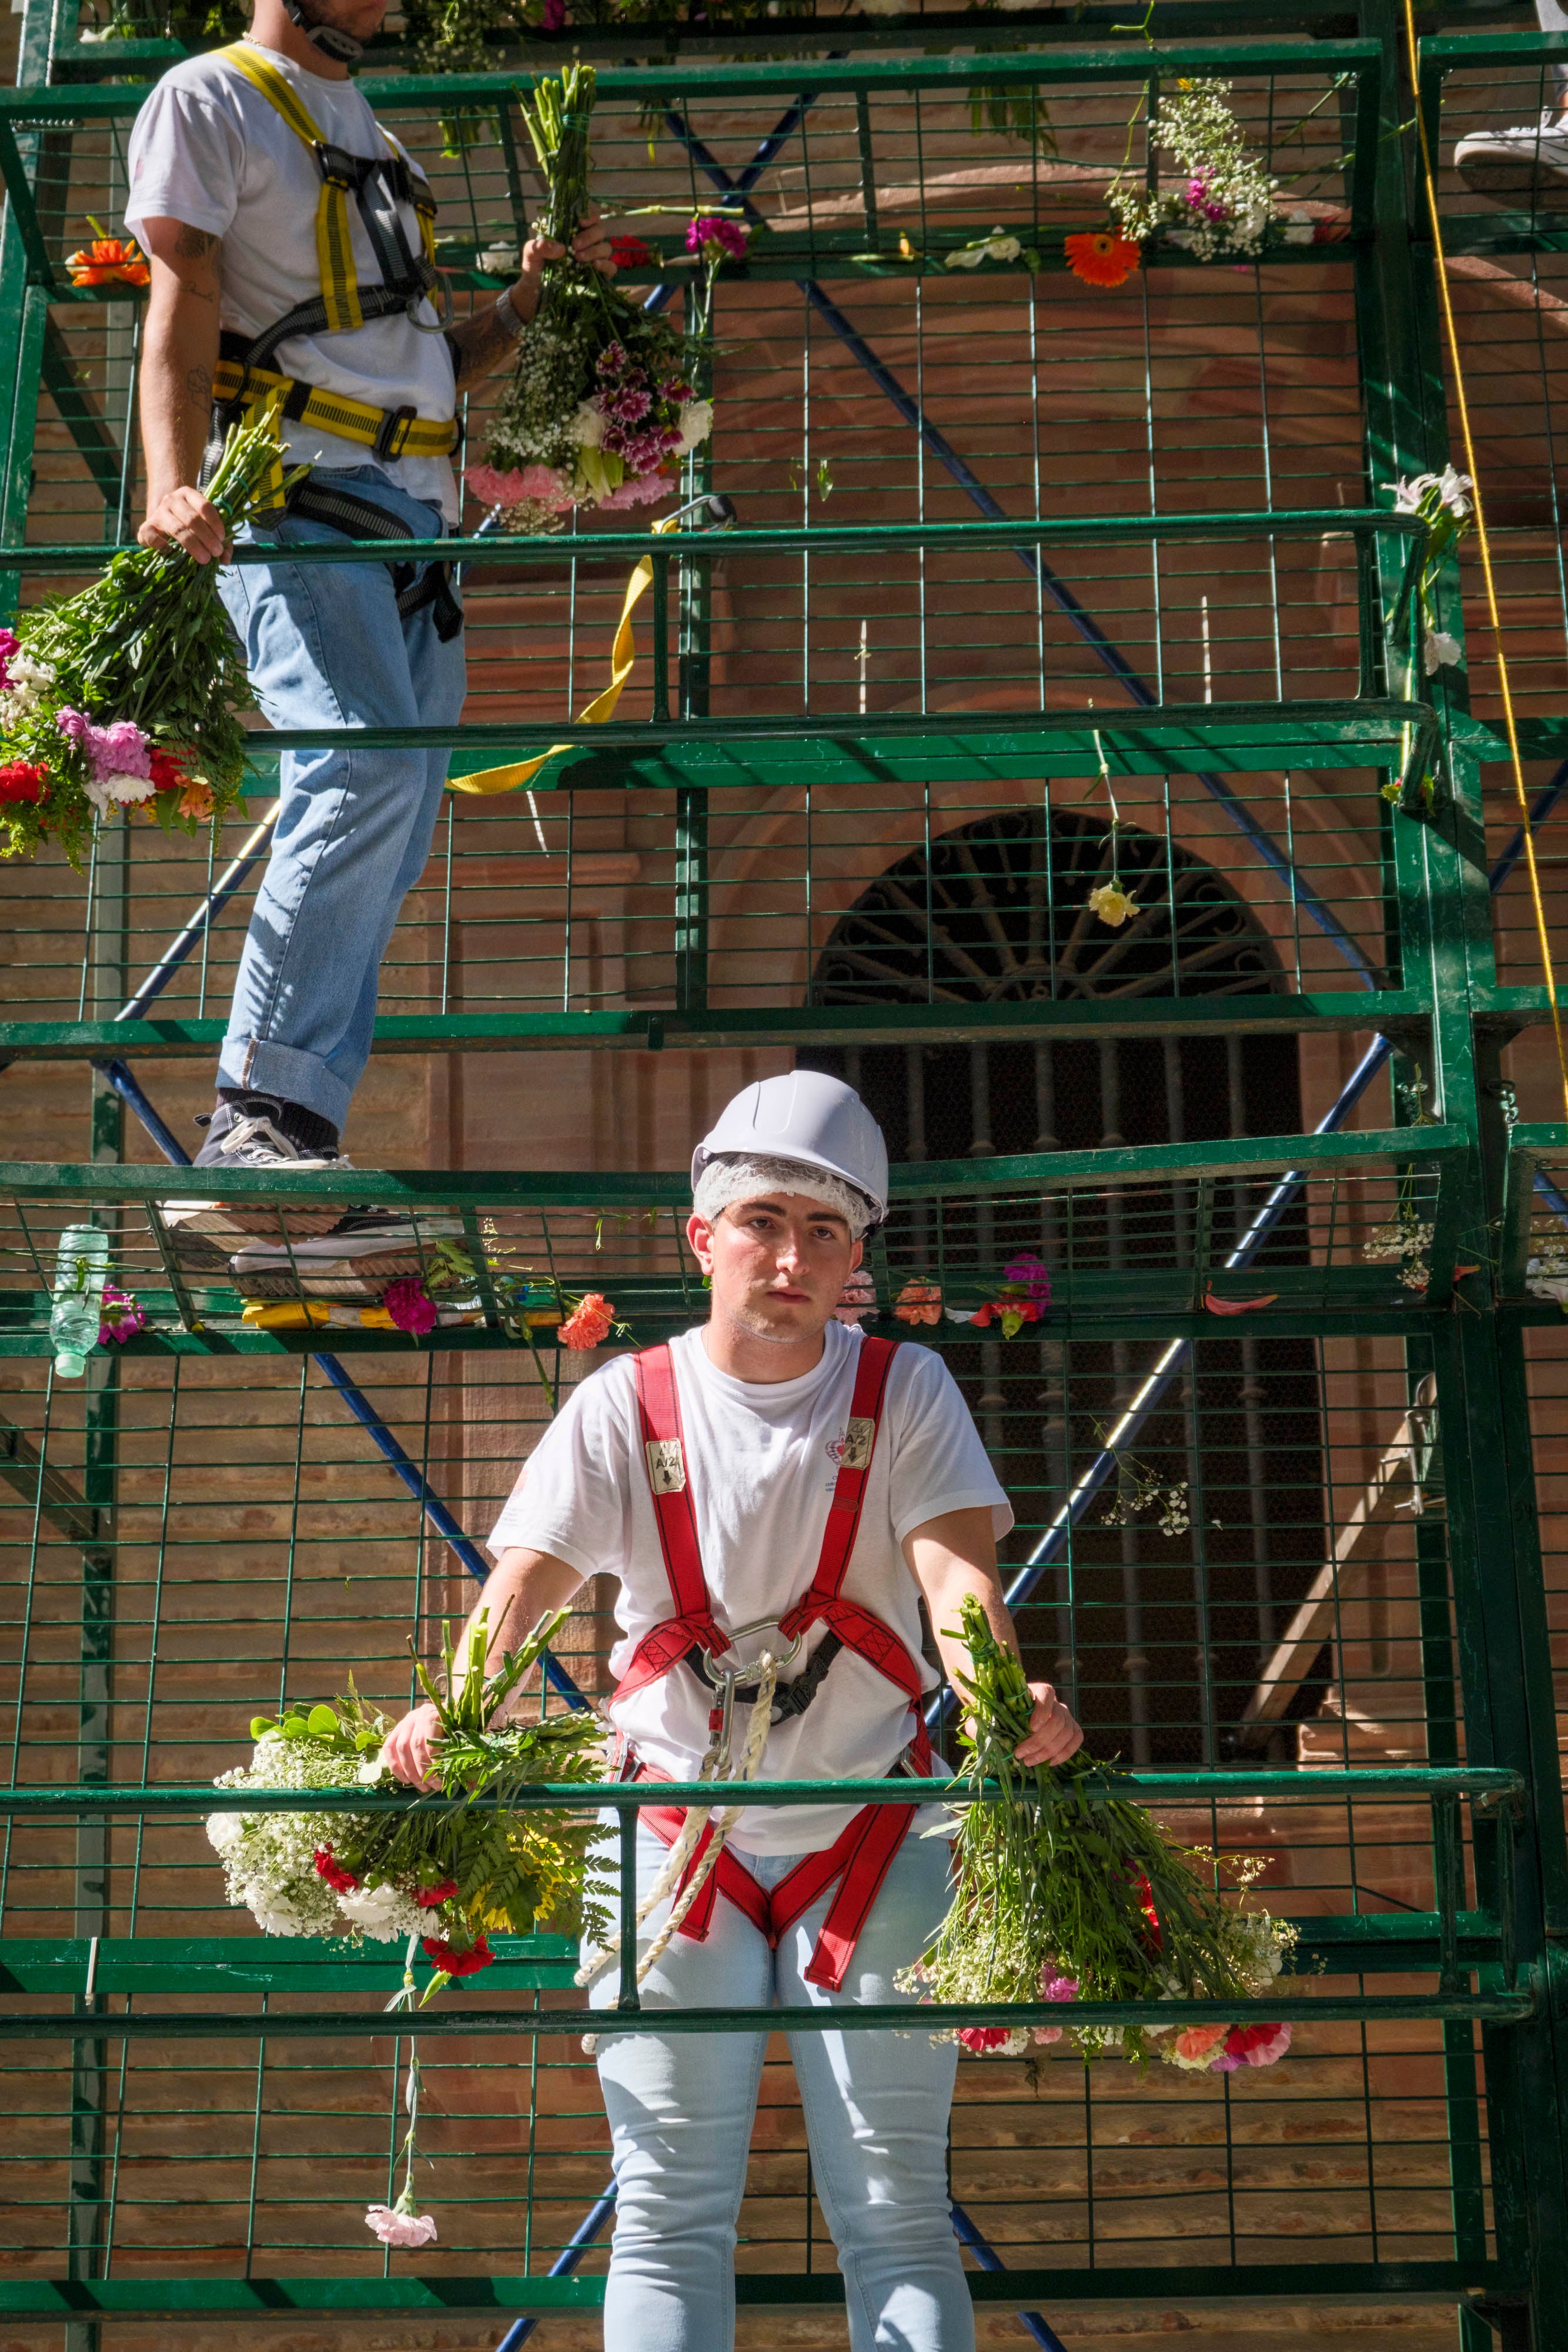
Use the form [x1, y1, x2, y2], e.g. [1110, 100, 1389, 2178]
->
[49, 1225, 109, 1379]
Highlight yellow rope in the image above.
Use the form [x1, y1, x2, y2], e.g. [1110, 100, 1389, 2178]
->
[1403, 0, 1568, 1129]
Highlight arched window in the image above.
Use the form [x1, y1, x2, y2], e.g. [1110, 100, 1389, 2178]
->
[802, 807, 1328, 1766]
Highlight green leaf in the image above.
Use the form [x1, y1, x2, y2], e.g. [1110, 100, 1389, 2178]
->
[307, 1703, 340, 1739]
[249, 1717, 276, 1739]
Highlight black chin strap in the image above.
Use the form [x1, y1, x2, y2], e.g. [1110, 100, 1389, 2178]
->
[283, 0, 363, 64]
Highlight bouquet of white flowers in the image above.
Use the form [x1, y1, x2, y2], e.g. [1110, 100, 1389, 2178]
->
[467, 65, 718, 533]
[901, 1597, 1296, 2074]
[0, 417, 289, 866]
[208, 1608, 610, 1985]
[1111, 81, 1278, 262]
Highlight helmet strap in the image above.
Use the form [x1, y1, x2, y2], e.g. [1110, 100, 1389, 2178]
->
[282, 0, 364, 63]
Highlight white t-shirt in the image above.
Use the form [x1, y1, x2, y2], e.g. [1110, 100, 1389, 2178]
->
[125, 41, 459, 522]
[489, 1322, 1013, 1854]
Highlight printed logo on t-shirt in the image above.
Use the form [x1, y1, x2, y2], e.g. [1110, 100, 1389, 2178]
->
[825, 1416, 875, 1473]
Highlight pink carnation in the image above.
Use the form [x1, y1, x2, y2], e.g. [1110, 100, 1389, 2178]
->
[596, 470, 676, 512]
[0, 626, 18, 689]
[464, 461, 573, 510]
[1004, 1252, 1052, 1305]
[98, 1284, 146, 1345]
[383, 1277, 437, 1336]
[687, 214, 749, 263]
[365, 2202, 438, 2248]
[56, 708, 152, 783]
[1222, 2020, 1291, 2070]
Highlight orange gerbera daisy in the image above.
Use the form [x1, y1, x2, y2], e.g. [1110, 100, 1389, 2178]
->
[1064, 230, 1142, 289]
[66, 222, 151, 289]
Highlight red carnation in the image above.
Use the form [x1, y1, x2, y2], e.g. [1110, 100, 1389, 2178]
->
[0, 759, 46, 804]
[610, 234, 655, 271]
[414, 1878, 459, 1909]
[313, 1847, 359, 1893]
[149, 747, 190, 793]
[956, 2026, 1012, 2053]
[421, 1930, 493, 1977]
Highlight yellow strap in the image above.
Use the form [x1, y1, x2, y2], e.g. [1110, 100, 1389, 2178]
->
[213, 357, 459, 459]
[448, 516, 680, 797]
[218, 42, 363, 332]
[1402, 0, 1568, 1131]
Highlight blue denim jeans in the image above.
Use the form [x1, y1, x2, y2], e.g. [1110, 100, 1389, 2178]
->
[216, 468, 466, 1130]
[587, 1819, 971, 2352]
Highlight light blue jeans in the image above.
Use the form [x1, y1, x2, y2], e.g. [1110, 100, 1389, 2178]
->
[586, 1818, 971, 2352]
[216, 467, 466, 1130]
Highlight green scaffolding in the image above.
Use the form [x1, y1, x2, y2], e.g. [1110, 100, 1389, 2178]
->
[4, 3, 1568, 2345]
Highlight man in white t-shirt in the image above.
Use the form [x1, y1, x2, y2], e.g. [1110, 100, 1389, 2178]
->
[123, 0, 611, 1175]
[381, 1072, 1082, 2351]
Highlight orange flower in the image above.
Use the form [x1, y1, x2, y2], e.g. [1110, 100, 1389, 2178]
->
[559, 1291, 614, 1349]
[1064, 230, 1141, 289]
[66, 229, 151, 289]
[176, 776, 215, 822]
[894, 1281, 942, 1327]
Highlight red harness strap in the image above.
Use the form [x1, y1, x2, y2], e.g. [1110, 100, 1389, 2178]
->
[614, 1332, 937, 1990]
[637, 1716, 932, 1991]
[613, 1346, 726, 1700]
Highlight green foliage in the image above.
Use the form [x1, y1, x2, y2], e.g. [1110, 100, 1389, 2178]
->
[1, 419, 293, 867]
[907, 1596, 1289, 2064]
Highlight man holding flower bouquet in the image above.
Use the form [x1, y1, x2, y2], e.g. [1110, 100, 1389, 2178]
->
[125, 0, 614, 1172]
[381, 1072, 1082, 2351]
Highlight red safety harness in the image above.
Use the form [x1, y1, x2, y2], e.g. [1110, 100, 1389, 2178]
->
[612, 1333, 935, 1990]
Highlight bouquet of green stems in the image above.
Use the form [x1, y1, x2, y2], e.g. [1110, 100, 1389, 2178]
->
[900, 1596, 1295, 2074]
[208, 1607, 611, 1988]
[467, 64, 719, 532]
[0, 416, 289, 867]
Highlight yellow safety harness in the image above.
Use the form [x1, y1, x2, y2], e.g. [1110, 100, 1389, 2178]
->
[208, 44, 459, 497]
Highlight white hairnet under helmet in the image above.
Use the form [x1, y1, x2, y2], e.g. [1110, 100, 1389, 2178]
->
[691, 1072, 889, 1228]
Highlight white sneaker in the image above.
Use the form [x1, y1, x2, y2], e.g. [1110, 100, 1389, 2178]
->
[1455, 112, 1568, 198]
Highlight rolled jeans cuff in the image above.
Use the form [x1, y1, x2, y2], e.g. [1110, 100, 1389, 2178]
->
[216, 1035, 355, 1131]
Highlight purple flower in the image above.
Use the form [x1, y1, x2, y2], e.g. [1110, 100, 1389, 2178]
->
[0, 626, 18, 690]
[610, 384, 653, 424]
[596, 342, 629, 378]
[540, 0, 566, 24]
[1002, 1252, 1051, 1305]
[686, 214, 749, 264]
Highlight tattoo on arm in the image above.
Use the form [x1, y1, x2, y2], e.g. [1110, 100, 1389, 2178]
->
[173, 225, 216, 259]
[449, 301, 517, 387]
[184, 364, 213, 415]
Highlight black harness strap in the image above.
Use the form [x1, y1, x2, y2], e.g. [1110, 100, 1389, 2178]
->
[676, 1629, 845, 1726]
[279, 477, 464, 642]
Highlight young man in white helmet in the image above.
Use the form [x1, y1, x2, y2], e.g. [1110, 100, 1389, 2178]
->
[381, 1072, 1082, 2350]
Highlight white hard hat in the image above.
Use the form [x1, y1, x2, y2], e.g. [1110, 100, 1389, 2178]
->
[692, 1072, 890, 1225]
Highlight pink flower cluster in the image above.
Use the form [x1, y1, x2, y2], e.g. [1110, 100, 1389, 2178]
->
[0, 627, 18, 691]
[464, 460, 575, 513]
[1183, 168, 1233, 225]
[1030, 1968, 1080, 2047]
[687, 214, 749, 265]
[593, 342, 686, 478]
[1171, 2019, 1292, 2072]
[56, 708, 151, 782]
